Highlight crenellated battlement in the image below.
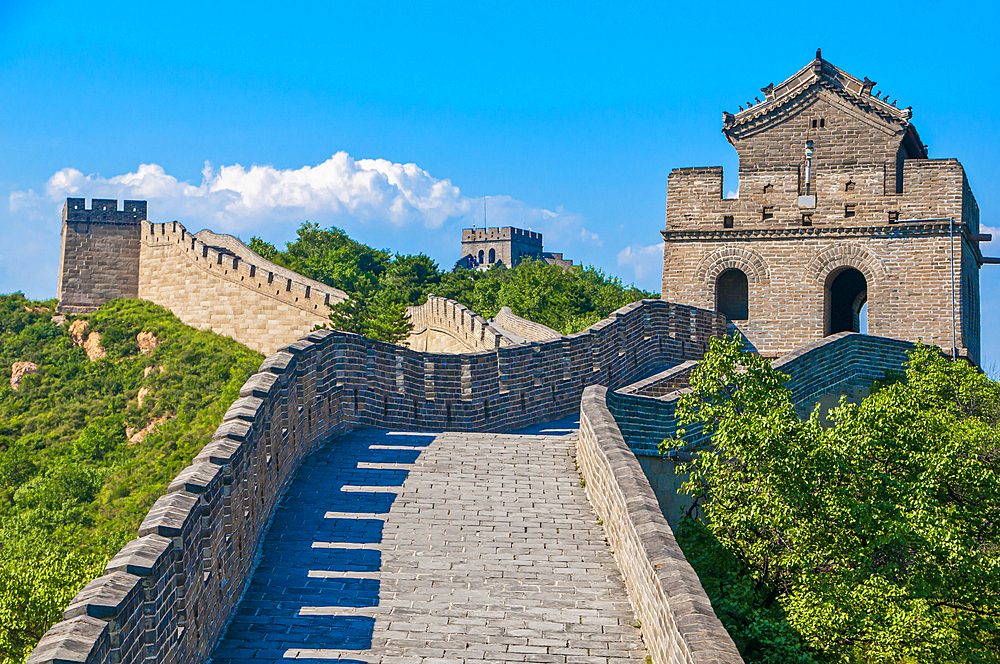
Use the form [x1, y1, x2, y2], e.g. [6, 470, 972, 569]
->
[461, 226, 543, 243]
[64, 198, 147, 225]
[406, 295, 523, 352]
[138, 219, 349, 354]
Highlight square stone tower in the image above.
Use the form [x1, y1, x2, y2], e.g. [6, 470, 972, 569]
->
[57, 198, 146, 313]
[661, 50, 985, 365]
[461, 227, 543, 268]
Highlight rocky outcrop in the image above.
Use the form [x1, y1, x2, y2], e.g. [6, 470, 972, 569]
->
[10, 361, 38, 390]
[137, 332, 159, 355]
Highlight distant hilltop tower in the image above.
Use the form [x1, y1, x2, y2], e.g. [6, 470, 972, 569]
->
[458, 226, 573, 270]
[57, 198, 146, 313]
[661, 49, 991, 365]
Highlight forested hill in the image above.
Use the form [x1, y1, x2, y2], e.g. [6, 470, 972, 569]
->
[0, 295, 263, 663]
[249, 223, 656, 342]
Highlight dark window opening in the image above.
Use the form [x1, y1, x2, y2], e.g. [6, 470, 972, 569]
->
[716, 269, 749, 321]
[826, 268, 867, 335]
[723, 215, 734, 229]
[478, 249, 484, 264]
[845, 181, 855, 192]
[844, 204, 856, 218]
[888, 211, 899, 223]
[820, 118, 825, 128]
[762, 206, 774, 221]
[811, 119, 818, 128]
[488, 248, 496, 263]
[802, 214, 813, 227]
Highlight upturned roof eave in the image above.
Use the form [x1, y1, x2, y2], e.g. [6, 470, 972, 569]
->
[721, 54, 913, 137]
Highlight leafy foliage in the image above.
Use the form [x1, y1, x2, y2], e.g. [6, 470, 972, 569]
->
[327, 289, 413, 345]
[255, 222, 654, 341]
[0, 294, 262, 663]
[664, 336, 1000, 663]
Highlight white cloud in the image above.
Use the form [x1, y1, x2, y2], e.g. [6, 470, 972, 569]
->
[37, 153, 474, 233]
[5, 153, 605, 297]
[617, 242, 663, 289]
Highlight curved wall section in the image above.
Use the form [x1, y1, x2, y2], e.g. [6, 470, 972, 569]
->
[493, 306, 561, 342]
[27, 299, 726, 664]
[138, 221, 348, 354]
[405, 295, 520, 352]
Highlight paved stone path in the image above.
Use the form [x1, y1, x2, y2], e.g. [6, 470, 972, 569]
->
[212, 421, 648, 663]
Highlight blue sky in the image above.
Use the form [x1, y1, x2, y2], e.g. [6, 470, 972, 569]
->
[2, 1, 997, 368]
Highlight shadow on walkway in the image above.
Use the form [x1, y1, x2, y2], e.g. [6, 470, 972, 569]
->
[211, 431, 434, 663]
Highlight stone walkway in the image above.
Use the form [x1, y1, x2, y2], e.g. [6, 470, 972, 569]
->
[212, 421, 648, 663]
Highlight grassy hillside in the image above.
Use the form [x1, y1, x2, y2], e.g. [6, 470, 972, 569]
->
[0, 295, 262, 663]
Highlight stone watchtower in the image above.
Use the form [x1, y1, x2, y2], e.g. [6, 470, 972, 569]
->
[661, 50, 986, 365]
[57, 198, 146, 313]
[461, 227, 543, 268]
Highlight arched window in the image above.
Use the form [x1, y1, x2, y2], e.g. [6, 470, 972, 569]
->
[716, 269, 749, 320]
[489, 248, 496, 263]
[826, 268, 867, 335]
[478, 250, 484, 264]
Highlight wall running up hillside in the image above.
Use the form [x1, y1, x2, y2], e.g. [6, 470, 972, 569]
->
[27, 298, 727, 664]
[138, 221, 348, 354]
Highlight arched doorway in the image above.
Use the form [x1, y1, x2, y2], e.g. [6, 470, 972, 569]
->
[489, 248, 496, 264]
[716, 269, 749, 320]
[478, 249, 485, 264]
[826, 267, 867, 335]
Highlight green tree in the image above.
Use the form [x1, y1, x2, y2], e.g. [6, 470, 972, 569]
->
[664, 336, 1000, 663]
[277, 222, 389, 293]
[382, 253, 441, 305]
[251, 222, 654, 341]
[248, 236, 279, 261]
[0, 552, 106, 663]
[327, 289, 413, 345]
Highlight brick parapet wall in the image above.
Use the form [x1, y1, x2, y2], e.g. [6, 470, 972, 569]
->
[616, 360, 698, 399]
[27, 299, 727, 664]
[405, 295, 518, 352]
[577, 386, 744, 664]
[493, 306, 561, 342]
[138, 220, 348, 354]
[609, 332, 915, 457]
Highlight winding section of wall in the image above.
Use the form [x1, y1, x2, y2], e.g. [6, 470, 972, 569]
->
[138, 221, 348, 354]
[27, 299, 727, 664]
[578, 386, 744, 664]
[608, 332, 916, 457]
[493, 305, 561, 342]
[405, 295, 519, 352]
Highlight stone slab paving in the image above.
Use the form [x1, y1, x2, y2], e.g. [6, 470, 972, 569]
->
[212, 421, 648, 664]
